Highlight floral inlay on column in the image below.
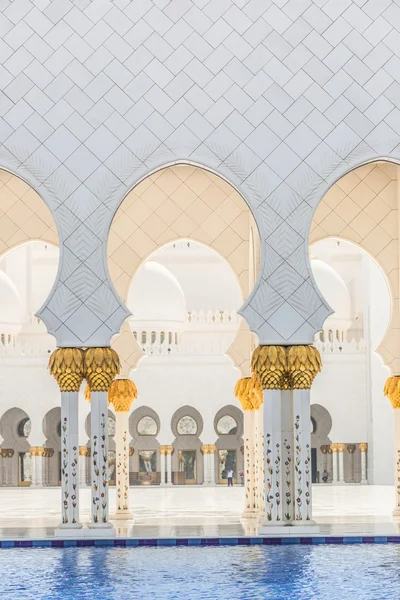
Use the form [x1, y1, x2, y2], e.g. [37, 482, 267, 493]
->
[49, 348, 84, 529]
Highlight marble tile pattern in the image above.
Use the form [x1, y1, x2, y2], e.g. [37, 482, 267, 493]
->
[1, 0, 400, 346]
[0, 485, 398, 540]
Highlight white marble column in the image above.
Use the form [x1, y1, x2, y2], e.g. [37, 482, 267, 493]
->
[56, 392, 82, 532]
[331, 445, 339, 483]
[338, 444, 345, 483]
[89, 391, 113, 531]
[260, 389, 285, 529]
[292, 389, 314, 525]
[242, 409, 257, 517]
[166, 447, 173, 485]
[79, 447, 88, 487]
[159, 450, 166, 485]
[394, 410, 400, 516]
[115, 410, 132, 519]
[359, 443, 368, 484]
[29, 447, 44, 487]
[255, 405, 265, 515]
[201, 445, 216, 486]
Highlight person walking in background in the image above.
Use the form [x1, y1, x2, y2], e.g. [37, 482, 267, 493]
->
[227, 468, 234, 487]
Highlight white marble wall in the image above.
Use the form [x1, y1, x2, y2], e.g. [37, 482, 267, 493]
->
[5, 0, 400, 348]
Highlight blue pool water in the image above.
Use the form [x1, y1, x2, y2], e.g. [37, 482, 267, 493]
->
[0, 545, 399, 599]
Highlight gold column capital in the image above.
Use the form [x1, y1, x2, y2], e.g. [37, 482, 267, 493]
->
[48, 348, 85, 392]
[384, 376, 400, 408]
[129, 447, 134, 456]
[109, 378, 138, 412]
[43, 448, 54, 458]
[347, 444, 356, 454]
[337, 443, 346, 453]
[251, 345, 287, 390]
[234, 374, 263, 410]
[84, 347, 120, 392]
[30, 446, 45, 457]
[251, 345, 322, 390]
[201, 444, 217, 454]
[79, 446, 89, 456]
[320, 445, 331, 454]
[0, 448, 14, 458]
[359, 443, 368, 452]
[159, 445, 174, 455]
[330, 444, 338, 452]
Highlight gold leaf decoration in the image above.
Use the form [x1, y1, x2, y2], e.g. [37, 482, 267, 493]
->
[287, 345, 322, 389]
[251, 345, 288, 389]
[84, 347, 121, 392]
[251, 345, 321, 390]
[109, 379, 138, 412]
[384, 376, 400, 409]
[234, 377, 255, 411]
[48, 348, 85, 392]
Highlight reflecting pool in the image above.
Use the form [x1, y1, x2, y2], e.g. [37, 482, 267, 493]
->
[1, 545, 399, 599]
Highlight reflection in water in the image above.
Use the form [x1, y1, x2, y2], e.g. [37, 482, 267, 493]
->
[0, 545, 399, 600]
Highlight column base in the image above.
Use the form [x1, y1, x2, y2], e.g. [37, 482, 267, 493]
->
[54, 523, 83, 538]
[87, 522, 116, 537]
[113, 510, 133, 520]
[361, 480, 368, 485]
[241, 509, 261, 520]
[259, 521, 320, 536]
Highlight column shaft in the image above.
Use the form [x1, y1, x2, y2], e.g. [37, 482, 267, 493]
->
[243, 410, 257, 515]
[255, 406, 265, 514]
[160, 452, 166, 485]
[89, 391, 111, 527]
[262, 389, 284, 523]
[166, 452, 172, 485]
[292, 389, 313, 523]
[60, 392, 81, 528]
[338, 447, 345, 483]
[115, 411, 131, 517]
[360, 444, 368, 484]
[394, 411, 400, 515]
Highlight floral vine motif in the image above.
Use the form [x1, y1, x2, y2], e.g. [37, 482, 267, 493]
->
[71, 445, 78, 523]
[275, 442, 281, 520]
[265, 433, 273, 521]
[62, 417, 69, 524]
[92, 433, 99, 523]
[305, 443, 311, 520]
[117, 431, 129, 511]
[294, 415, 303, 521]
[284, 438, 292, 522]
[397, 451, 400, 509]
[100, 413, 108, 522]
[245, 439, 251, 509]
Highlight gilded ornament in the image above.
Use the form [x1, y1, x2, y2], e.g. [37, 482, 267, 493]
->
[359, 443, 368, 452]
[201, 444, 217, 454]
[337, 443, 345, 452]
[251, 345, 287, 389]
[109, 379, 138, 412]
[249, 373, 263, 409]
[287, 345, 322, 389]
[347, 444, 356, 454]
[79, 446, 89, 456]
[234, 377, 254, 411]
[29, 446, 45, 457]
[48, 348, 85, 392]
[159, 445, 174, 455]
[330, 444, 338, 452]
[384, 376, 400, 409]
[84, 347, 121, 392]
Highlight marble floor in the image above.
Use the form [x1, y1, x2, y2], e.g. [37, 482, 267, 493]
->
[0, 485, 398, 539]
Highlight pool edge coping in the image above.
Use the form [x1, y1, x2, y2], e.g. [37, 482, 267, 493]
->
[1, 535, 400, 548]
